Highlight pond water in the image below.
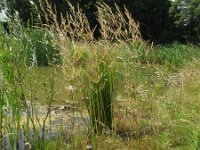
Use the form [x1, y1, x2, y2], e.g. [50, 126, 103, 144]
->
[23, 66, 81, 105]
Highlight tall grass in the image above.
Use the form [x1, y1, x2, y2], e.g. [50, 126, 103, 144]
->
[0, 22, 29, 149]
[82, 47, 116, 134]
[0, 20, 59, 149]
[148, 44, 200, 66]
[96, 2, 142, 42]
[39, 1, 144, 137]
[39, 0, 142, 136]
[1, 13, 62, 66]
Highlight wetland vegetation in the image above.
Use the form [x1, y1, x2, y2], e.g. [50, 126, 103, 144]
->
[0, 0, 200, 150]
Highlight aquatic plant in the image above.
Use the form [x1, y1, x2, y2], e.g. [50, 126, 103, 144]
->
[83, 48, 116, 134]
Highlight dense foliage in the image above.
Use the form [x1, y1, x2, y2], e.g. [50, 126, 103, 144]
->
[3, 0, 200, 43]
[170, 0, 200, 42]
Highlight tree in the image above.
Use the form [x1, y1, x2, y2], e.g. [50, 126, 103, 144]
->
[115, 0, 171, 43]
[170, 0, 200, 42]
[7, 0, 32, 23]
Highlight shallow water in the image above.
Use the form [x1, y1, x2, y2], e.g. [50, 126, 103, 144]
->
[1, 102, 90, 150]
[2, 116, 90, 150]
[22, 66, 81, 105]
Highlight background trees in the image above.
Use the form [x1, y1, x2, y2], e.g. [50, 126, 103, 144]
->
[170, 0, 200, 42]
[117, 0, 171, 43]
[3, 0, 200, 43]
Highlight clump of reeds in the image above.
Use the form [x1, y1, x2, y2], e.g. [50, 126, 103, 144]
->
[38, 0, 143, 136]
[82, 46, 116, 134]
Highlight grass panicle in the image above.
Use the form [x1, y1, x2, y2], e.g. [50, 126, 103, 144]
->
[97, 2, 142, 42]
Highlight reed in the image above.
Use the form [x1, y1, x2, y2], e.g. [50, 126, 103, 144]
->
[82, 46, 116, 134]
[0, 23, 29, 149]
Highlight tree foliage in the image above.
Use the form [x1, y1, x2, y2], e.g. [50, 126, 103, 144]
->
[117, 0, 171, 43]
[5, 0, 200, 43]
[170, 0, 200, 42]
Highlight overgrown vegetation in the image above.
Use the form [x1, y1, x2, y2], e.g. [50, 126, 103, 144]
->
[0, 1, 200, 150]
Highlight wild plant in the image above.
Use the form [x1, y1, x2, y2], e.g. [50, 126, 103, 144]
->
[96, 2, 142, 42]
[0, 23, 30, 149]
[82, 46, 116, 134]
[0, 17, 58, 149]
[39, 0, 95, 42]
[37, 0, 144, 137]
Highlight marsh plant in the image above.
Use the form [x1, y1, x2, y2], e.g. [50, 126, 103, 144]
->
[82, 48, 116, 134]
[0, 17, 60, 149]
[39, 0, 142, 136]
[0, 23, 30, 149]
